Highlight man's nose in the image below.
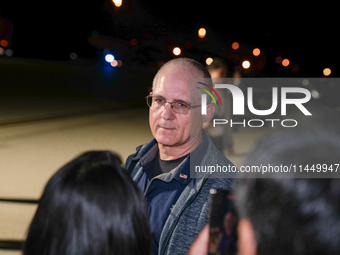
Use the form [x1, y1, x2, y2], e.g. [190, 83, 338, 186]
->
[161, 102, 175, 120]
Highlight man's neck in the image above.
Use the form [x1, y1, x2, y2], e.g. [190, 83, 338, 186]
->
[158, 134, 202, 160]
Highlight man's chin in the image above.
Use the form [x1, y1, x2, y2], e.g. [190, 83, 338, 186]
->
[156, 138, 177, 147]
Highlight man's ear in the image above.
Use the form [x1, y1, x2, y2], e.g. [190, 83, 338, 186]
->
[202, 103, 215, 123]
[238, 218, 257, 255]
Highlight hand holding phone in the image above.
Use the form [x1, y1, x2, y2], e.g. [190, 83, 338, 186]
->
[208, 189, 238, 255]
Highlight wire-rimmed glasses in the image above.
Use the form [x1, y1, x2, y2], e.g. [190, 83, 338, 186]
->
[145, 94, 200, 114]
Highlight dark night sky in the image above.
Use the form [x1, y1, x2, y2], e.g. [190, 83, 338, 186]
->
[0, 0, 339, 77]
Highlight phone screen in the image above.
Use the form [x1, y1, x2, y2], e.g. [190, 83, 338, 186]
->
[208, 189, 238, 255]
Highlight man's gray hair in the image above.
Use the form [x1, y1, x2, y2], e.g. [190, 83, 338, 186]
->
[152, 58, 211, 90]
[152, 58, 213, 103]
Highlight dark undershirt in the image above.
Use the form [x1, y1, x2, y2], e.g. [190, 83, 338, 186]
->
[152, 153, 189, 177]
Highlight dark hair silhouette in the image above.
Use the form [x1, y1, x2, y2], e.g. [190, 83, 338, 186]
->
[24, 151, 151, 255]
[235, 108, 340, 255]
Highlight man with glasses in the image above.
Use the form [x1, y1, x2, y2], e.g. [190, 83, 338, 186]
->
[125, 58, 234, 255]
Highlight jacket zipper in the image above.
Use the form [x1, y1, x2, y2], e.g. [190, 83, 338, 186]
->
[159, 177, 208, 255]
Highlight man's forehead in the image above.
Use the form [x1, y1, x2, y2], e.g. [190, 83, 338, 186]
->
[154, 65, 204, 90]
[154, 64, 206, 103]
[153, 80, 202, 102]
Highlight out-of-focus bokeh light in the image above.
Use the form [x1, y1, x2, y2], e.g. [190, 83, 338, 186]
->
[173, 47, 181, 56]
[131, 39, 137, 46]
[5, 48, 13, 57]
[253, 48, 260, 56]
[144, 32, 151, 39]
[275, 56, 282, 64]
[110, 59, 123, 67]
[105, 54, 114, 63]
[110, 60, 118, 67]
[302, 79, 309, 86]
[256, 61, 264, 70]
[311, 89, 320, 99]
[282, 58, 290, 67]
[206, 57, 213, 65]
[112, 0, 122, 7]
[0, 39, 8, 47]
[242, 60, 250, 69]
[232, 42, 239, 50]
[198, 28, 206, 38]
[0, 47, 4, 55]
[291, 64, 300, 73]
[70, 52, 77, 60]
[323, 68, 331, 76]
[185, 42, 192, 49]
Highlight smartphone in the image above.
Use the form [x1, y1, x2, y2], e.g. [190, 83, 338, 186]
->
[208, 189, 238, 255]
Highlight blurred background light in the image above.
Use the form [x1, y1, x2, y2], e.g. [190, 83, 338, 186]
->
[110, 60, 118, 67]
[0, 39, 8, 47]
[206, 57, 213, 65]
[282, 58, 290, 67]
[70, 52, 77, 60]
[302, 79, 309, 86]
[185, 42, 192, 49]
[275, 56, 282, 64]
[5, 48, 13, 57]
[311, 89, 320, 99]
[92, 30, 99, 36]
[232, 42, 239, 50]
[253, 48, 260, 56]
[198, 28, 206, 38]
[242, 60, 250, 69]
[323, 68, 331, 76]
[291, 64, 300, 73]
[0, 47, 4, 55]
[105, 54, 114, 63]
[130, 38, 138, 46]
[173, 47, 181, 56]
[110, 59, 123, 67]
[144, 32, 151, 39]
[112, 0, 122, 7]
[256, 61, 264, 70]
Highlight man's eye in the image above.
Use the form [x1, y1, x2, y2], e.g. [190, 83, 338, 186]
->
[175, 102, 189, 108]
[154, 98, 165, 104]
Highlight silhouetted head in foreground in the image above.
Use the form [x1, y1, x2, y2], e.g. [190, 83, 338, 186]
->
[235, 108, 340, 255]
[24, 151, 151, 255]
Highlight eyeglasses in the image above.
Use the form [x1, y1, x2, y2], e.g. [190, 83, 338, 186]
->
[145, 95, 200, 114]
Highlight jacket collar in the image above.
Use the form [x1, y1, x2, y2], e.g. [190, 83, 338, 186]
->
[134, 130, 210, 181]
[132, 138, 158, 163]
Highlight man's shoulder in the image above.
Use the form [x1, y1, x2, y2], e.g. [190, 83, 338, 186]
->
[124, 143, 145, 173]
[196, 130, 235, 167]
[204, 174, 234, 190]
[124, 139, 156, 165]
[199, 135, 236, 181]
[124, 139, 159, 176]
[204, 137, 235, 166]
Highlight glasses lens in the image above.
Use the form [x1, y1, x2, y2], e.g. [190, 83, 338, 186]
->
[146, 96, 190, 114]
[146, 96, 153, 107]
[172, 101, 189, 114]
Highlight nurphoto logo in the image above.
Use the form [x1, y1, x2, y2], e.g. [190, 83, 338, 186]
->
[196, 79, 313, 128]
